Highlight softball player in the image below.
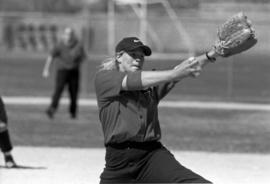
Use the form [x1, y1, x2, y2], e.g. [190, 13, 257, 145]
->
[94, 37, 219, 183]
[0, 96, 17, 168]
[42, 27, 86, 119]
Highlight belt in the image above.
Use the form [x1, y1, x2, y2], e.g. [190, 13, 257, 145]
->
[106, 141, 162, 150]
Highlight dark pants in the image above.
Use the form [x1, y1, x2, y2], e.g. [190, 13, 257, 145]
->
[49, 69, 79, 116]
[0, 130, 13, 153]
[0, 97, 12, 153]
[100, 142, 212, 183]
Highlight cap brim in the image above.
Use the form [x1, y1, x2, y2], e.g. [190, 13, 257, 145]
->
[130, 45, 152, 56]
[140, 45, 152, 56]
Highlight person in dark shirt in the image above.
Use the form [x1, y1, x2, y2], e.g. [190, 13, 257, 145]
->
[0, 96, 17, 168]
[42, 27, 86, 119]
[94, 37, 219, 183]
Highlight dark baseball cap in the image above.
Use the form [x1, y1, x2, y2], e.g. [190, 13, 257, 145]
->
[115, 37, 152, 56]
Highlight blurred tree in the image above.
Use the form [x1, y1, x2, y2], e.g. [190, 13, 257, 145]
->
[0, 0, 82, 13]
[3, 23, 15, 50]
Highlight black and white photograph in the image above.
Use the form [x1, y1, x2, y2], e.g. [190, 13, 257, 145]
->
[0, 0, 269, 183]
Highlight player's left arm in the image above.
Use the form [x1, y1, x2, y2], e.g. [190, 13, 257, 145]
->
[79, 43, 87, 63]
[194, 49, 220, 69]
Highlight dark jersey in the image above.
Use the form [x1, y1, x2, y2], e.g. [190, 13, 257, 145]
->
[95, 70, 176, 145]
[51, 40, 85, 70]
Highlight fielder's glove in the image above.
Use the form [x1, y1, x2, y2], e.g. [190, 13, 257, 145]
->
[214, 12, 257, 57]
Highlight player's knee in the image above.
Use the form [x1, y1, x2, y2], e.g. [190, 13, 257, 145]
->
[0, 122, 7, 132]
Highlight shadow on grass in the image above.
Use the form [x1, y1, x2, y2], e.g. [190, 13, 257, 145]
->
[0, 164, 47, 169]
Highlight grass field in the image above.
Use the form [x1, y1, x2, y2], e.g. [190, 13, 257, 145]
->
[0, 52, 269, 153]
[6, 103, 270, 153]
[1, 52, 270, 103]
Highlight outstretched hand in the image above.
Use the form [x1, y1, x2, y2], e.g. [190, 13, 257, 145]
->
[42, 70, 50, 78]
[174, 57, 202, 79]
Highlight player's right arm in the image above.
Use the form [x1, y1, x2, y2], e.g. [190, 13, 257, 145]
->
[42, 55, 53, 78]
[121, 57, 201, 90]
[42, 44, 60, 78]
[121, 50, 219, 91]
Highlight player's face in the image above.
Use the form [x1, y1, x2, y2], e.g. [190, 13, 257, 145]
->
[118, 48, 145, 72]
[62, 28, 76, 45]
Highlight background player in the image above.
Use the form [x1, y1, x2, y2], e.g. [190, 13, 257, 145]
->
[42, 27, 86, 119]
[0, 96, 17, 168]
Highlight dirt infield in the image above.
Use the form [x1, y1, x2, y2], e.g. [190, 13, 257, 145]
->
[1, 146, 269, 184]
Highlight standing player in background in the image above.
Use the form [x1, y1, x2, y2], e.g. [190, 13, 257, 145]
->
[0, 96, 17, 168]
[42, 27, 86, 119]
